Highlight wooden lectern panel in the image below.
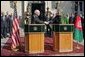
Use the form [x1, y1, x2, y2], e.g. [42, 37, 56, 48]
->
[52, 24, 73, 52]
[59, 32, 73, 52]
[53, 32, 73, 52]
[25, 32, 44, 53]
[24, 24, 45, 53]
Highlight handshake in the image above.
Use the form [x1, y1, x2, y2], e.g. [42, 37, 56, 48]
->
[44, 21, 50, 25]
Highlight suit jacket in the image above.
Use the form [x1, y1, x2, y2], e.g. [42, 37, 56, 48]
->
[6, 15, 12, 27]
[69, 16, 74, 24]
[32, 14, 44, 24]
[50, 15, 61, 24]
[1, 16, 7, 28]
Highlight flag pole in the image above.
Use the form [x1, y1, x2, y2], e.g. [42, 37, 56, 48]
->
[76, 40, 80, 49]
[15, 1, 22, 51]
[11, 1, 18, 51]
[11, 1, 21, 51]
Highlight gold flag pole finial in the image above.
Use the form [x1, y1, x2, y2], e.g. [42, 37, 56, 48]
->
[14, 1, 17, 4]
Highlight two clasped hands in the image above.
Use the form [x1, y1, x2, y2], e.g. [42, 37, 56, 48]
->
[44, 21, 50, 25]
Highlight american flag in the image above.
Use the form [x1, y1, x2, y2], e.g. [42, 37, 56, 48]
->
[11, 3, 20, 49]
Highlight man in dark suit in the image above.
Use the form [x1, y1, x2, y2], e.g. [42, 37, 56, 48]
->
[51, 12, 61, 24]
[1, 13, 8, 38]
[32, 9, 49, 24]
[69, 13, 75, 24]
[32, 9, 51, 37]
[6, 14, 12, 37]
[32, 9, 44, 24]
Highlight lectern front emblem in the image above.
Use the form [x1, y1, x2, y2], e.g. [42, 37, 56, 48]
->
[64, 27, 67, 31]
[34, 27, 37, 31]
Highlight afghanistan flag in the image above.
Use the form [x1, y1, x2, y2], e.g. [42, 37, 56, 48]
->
[73, 15, 83, 42]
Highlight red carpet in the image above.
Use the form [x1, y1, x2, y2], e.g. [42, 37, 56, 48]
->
[1, 37, 84, 56]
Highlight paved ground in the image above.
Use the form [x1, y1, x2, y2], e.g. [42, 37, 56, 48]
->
[1, 28, 84, 56]
[33, 53, 84, 56]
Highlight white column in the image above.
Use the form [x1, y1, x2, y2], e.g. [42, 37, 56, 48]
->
[17, 1, 22, 16]
[45, 1, 52, 11]
[24, 1, 28, 12]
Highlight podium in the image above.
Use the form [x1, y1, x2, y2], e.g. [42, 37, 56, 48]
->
[52, 24, 74, 52]
[24, 24, 45, 53]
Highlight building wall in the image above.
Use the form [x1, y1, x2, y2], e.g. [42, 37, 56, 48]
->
[57, 1, 73, 15]
[1, 1, 22, 16]
[1, 1, 84, 17]
[1, 1, 13, 15]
